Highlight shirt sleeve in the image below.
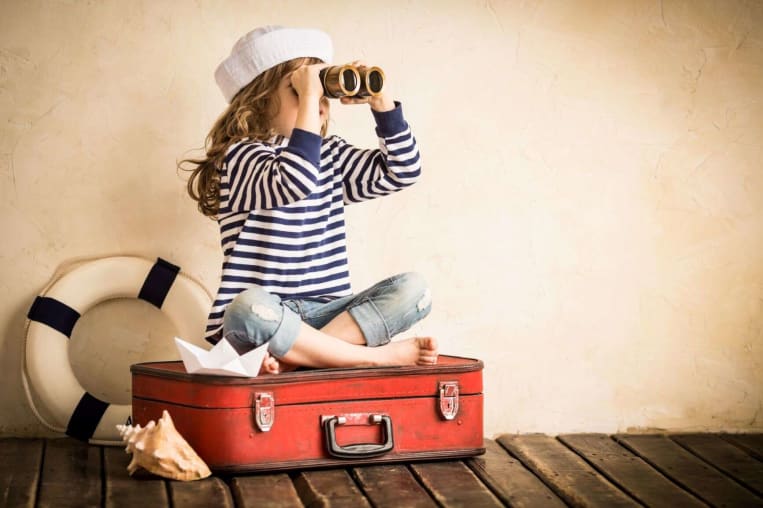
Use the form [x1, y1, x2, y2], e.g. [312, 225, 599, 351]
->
[337, 102, 422, 205]
[221, 129, 323, 213]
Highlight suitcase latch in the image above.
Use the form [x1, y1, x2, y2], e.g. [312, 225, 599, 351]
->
[439, 381, 459, 420]
[255, 392, 275, 432]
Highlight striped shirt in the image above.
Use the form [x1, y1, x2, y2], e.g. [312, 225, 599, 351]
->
[205, 103, 421, 343]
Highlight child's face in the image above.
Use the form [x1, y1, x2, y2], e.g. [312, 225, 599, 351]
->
[271, 71, 328, 138]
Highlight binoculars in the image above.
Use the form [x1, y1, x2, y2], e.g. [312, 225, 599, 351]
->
[319, 65, 385, 98]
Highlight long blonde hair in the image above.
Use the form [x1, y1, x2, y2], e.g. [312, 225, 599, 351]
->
[179, 57, 327, 218]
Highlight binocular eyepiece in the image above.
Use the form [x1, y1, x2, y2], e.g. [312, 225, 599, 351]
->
[319, 65, 385, 98]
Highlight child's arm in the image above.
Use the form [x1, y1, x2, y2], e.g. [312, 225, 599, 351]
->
[222, 63, 327, 213]
[337, 102, 421, 204]
[222, 131, 323, 213]
[291, 63, 326, 135]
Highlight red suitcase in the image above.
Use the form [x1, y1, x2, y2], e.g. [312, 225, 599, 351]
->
[130, 355, 484, 472]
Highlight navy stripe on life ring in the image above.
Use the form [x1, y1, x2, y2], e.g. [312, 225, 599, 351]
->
[27, 296, 81, 338]
[66, 392, 109, 441]
[138, 258, 180, 308]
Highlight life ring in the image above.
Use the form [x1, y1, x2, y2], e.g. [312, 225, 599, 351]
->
[23, 256, 211, 445]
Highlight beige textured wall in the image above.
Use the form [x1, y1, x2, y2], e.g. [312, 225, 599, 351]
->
[1, 0, 761, 437]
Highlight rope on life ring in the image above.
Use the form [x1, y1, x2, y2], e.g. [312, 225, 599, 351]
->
[23, 256, 211, 445]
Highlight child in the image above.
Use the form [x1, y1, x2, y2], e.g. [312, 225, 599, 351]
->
[181, 26, 437, 374]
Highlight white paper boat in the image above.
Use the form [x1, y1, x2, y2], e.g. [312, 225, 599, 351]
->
[174, 336, 268, 377]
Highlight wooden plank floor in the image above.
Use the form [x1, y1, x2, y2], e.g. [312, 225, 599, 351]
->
[1, 434, 761, 507]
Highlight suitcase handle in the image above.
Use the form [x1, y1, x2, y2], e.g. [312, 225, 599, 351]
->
[323, 414, 394, 459]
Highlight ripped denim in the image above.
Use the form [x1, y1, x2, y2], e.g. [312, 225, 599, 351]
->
[221, 272, 432, 358]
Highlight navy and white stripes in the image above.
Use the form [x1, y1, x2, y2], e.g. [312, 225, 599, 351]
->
[205, 103, 421, 343]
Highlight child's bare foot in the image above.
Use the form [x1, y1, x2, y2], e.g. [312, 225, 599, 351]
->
[416, 337, 439, 365]
[259, 353, 280, 375]
[276, 359, 299, 373]
[382, 337, 438, 366]
[258, 353, 300, 375]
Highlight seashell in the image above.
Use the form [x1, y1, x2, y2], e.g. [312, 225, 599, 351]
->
[116, 410, 211, 481]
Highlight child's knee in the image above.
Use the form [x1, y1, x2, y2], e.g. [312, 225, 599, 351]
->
[230, 285, 277, 309]
[223, 287, 284, 345]
[395, 272, 432, 316]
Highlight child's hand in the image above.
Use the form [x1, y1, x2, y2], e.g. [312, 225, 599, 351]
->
[291, 63, 328, 100]
[339, 60, 395, 112]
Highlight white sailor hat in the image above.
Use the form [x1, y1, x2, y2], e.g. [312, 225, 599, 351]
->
[215, 25, 333, 103]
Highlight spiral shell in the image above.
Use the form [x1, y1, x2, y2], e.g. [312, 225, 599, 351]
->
[116, 410, 211, 481]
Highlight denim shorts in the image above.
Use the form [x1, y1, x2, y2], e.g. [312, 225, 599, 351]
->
[221, 272, 432, 358]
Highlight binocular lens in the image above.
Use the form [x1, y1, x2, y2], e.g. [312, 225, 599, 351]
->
[320, 65, 385, 98]
[365, 69, 384, 95]
[341, 68, 359, 93]
[320, 65, 361, 98]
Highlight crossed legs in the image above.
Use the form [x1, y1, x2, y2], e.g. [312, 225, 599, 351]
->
[223, 273, 438, 374]
[259, 311, 438, 373]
